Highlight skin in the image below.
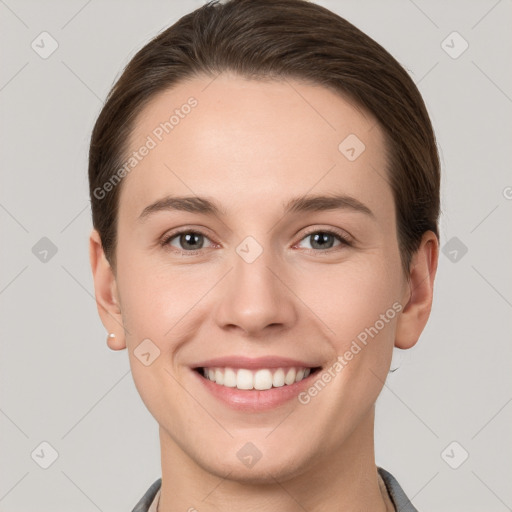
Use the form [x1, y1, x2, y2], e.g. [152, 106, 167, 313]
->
[90, 73, 438, 511]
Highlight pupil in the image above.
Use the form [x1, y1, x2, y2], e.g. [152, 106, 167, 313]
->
[182, 233, 202, 250]
[311, 232, 333, 249]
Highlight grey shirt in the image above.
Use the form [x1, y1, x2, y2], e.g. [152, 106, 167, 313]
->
[131, 466, 418, 511]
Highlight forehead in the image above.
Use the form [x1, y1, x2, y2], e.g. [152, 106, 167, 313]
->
[120, 73, 393, 223]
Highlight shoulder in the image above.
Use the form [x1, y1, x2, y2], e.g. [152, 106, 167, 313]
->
[377, 466, 419, 512]
[131, 478, 162, 512]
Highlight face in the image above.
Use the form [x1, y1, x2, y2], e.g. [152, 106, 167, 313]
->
[95, 73, 422, 482]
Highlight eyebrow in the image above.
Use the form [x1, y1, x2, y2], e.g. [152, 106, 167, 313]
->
[137, 193, 375, 221]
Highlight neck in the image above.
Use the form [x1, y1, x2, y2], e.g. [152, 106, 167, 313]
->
[157, 407, 392, 512]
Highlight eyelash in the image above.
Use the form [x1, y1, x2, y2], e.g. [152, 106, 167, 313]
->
[160, 227, 353, 256]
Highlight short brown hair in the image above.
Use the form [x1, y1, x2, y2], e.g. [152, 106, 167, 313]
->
[88, 0, 440, 274]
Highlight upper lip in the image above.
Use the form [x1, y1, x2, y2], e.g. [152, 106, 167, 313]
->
[192, 356, 322, 370]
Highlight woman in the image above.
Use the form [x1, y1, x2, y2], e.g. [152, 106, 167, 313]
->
[88, 0, 439, 510]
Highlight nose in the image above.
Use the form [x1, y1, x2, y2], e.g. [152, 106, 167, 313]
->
[214, 247, 298, 337]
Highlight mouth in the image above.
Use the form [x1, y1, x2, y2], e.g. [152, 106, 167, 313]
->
[193, 366, 323, 390]
[190, 356, 324, 411]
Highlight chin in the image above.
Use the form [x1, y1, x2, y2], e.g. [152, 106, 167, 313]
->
[197, 448, 311, 485]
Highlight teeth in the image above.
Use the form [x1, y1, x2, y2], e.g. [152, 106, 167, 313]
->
[201, 366, 312, 390]
[272, 368, 285, 387]
[223, 368, 237, 387]
[253, 369, 273, 390]
[284, 368, 296, 385]
[237, 369, 253, 390]
[214, 368, 224, 385]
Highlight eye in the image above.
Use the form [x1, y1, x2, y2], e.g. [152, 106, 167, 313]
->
[160, 227, 353, 256]
[296, 228, 353, 252]
[162, 229, 215, 254]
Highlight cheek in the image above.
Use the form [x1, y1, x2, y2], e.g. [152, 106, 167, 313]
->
[294, 255, 402, 411]
[290, 259, 401, 447]
[297, 255, 401, 341]
[115, 252, 194, 425]
[115, 245, 181, 339]
[128, 354, 196, 449]
[338, 266, 402, 396]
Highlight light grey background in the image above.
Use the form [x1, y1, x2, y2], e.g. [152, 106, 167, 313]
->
[1, 0, 511, 510]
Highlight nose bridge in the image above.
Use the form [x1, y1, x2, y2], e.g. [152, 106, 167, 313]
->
[215, 235, 295, 334]
[235, 245, 276, 299]
[234, 241, 281, 309]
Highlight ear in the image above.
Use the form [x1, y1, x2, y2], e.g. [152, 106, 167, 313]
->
[89, 229, 126, 350]
[395, 230, 439, 349]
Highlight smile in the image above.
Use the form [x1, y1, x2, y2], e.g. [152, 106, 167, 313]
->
[191, 356, 323, 411]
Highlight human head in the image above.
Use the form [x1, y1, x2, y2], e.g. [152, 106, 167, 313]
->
[88, 0, 440, 490]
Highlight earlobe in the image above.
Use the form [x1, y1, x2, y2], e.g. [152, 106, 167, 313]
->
[89, 229, 127, 350]
[106, 332, 125, 351]
[395, 231, 439, 350]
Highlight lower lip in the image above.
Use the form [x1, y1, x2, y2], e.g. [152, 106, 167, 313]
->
[192, 369, 319, 411]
